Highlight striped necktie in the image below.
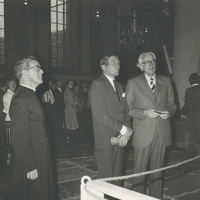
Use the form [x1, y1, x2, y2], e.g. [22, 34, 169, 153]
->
[150, 78, 155, 92]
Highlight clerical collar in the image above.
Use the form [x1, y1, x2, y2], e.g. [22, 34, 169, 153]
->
[20, 84, 36, 92]
[192, 83, 199, 87]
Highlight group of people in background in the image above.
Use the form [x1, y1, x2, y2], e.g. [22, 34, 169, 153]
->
[37, 76, 93, 149]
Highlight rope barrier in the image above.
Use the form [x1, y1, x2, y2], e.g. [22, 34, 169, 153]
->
[100, 154, 200, 182]
[83, 154, 200, 199]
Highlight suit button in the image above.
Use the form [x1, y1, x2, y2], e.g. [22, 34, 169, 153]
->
[121, 111, 123, 114]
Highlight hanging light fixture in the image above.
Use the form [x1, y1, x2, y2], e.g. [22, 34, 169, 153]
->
[24, 0, 28, 5]
[119, 5, 146, 52]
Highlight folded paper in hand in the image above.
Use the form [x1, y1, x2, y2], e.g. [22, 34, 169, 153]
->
[153, 110, 169, 114]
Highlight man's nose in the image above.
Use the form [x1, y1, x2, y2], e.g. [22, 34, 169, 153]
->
[40, 69, 44, 74]
[115, 64, 120, 69]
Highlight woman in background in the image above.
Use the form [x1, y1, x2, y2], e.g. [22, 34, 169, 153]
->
[3, 78, 17, 166]
[63, 79, 79, 144]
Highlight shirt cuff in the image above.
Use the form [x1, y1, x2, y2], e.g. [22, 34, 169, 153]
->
[120, 125, 127, 135]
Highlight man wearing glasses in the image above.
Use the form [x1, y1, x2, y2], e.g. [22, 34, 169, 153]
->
[126, 52, 176, 199]
[8, 56, 55, 200]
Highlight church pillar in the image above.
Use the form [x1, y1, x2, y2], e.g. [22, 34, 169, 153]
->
[173, 0, 200, 108]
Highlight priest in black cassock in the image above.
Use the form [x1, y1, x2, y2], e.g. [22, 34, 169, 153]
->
[8, 56, 55, 200]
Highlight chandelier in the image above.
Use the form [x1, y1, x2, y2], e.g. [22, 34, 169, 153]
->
[119, 6, 146, 52]
[119, 0, 172, 52]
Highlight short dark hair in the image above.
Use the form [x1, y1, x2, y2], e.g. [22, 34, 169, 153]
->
[189, 73, 200, 85]
[99, 55, 119, 69]
[6, 78, 17, 90]
[100, 56, 110, 67]
[64, 79, 75, 89]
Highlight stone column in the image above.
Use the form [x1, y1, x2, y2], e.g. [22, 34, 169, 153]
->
[173, 0, 200, 108]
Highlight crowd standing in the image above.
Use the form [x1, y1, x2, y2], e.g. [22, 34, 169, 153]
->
[0, 52, 198, 200]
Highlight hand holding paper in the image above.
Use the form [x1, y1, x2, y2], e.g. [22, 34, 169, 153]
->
[153, 110, 169, 119]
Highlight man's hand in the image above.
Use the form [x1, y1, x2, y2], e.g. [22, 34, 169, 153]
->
[27, 169, 38, 180]
[144, 109, 159, 118]
[159, 112, 170, 119]
[119, 135, 128, 147]
[124, 127, 133, 139]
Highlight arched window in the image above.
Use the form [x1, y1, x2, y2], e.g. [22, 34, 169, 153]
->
[51, 0, 77, 69]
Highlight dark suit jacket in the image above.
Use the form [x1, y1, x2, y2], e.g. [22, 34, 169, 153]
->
[182, 84, 200, 130]
[9, 85, 55, 200]
[126, 74, 177, 148]
[52, 87, 64, 112]
[89, 74, 130, 150]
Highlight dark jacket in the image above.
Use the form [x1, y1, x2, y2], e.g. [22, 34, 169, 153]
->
[89, 74, 130, 150]
[52, 87, 64, 113]
[182, 84, 200, 130]
[8, 85, 55, 200]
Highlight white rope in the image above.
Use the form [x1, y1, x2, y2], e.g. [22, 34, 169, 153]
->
[84, 154, 200, 199]
[100, 154, 200, 182]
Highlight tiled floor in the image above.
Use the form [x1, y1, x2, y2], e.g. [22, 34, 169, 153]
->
[0, 140, 200, 200]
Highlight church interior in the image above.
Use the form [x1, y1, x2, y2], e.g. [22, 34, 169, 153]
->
[0, 0, 200, 199]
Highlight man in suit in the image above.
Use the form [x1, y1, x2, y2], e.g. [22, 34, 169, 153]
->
[8, 56, 55, 200]
[179, 73, 200, 170]
[89, 55, 132, 186]
[52, 79, 65, 145]
[126, 52, 177, 199]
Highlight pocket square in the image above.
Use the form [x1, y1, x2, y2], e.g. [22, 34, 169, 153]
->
[122, 93, 125, 98]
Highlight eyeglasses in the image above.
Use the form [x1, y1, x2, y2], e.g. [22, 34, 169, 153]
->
[109, 60, 120, 66]
[25, 65, 42, 72]
[141, 59, 157, 66]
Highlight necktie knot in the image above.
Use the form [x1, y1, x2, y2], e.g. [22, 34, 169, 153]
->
[150, 78, 155, 92]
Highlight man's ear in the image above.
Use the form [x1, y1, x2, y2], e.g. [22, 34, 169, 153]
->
[101, 64, 106, 71]
[137, 64, 143, 72]
[22, 69, 27, 77]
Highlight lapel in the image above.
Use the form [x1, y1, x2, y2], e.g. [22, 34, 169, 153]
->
[115, 81, 124, 104]
[155, 74, 163, 97]
[101, 74, 122, 106]
[140, 74, 163, 99]
[140, 74, 154, 98]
